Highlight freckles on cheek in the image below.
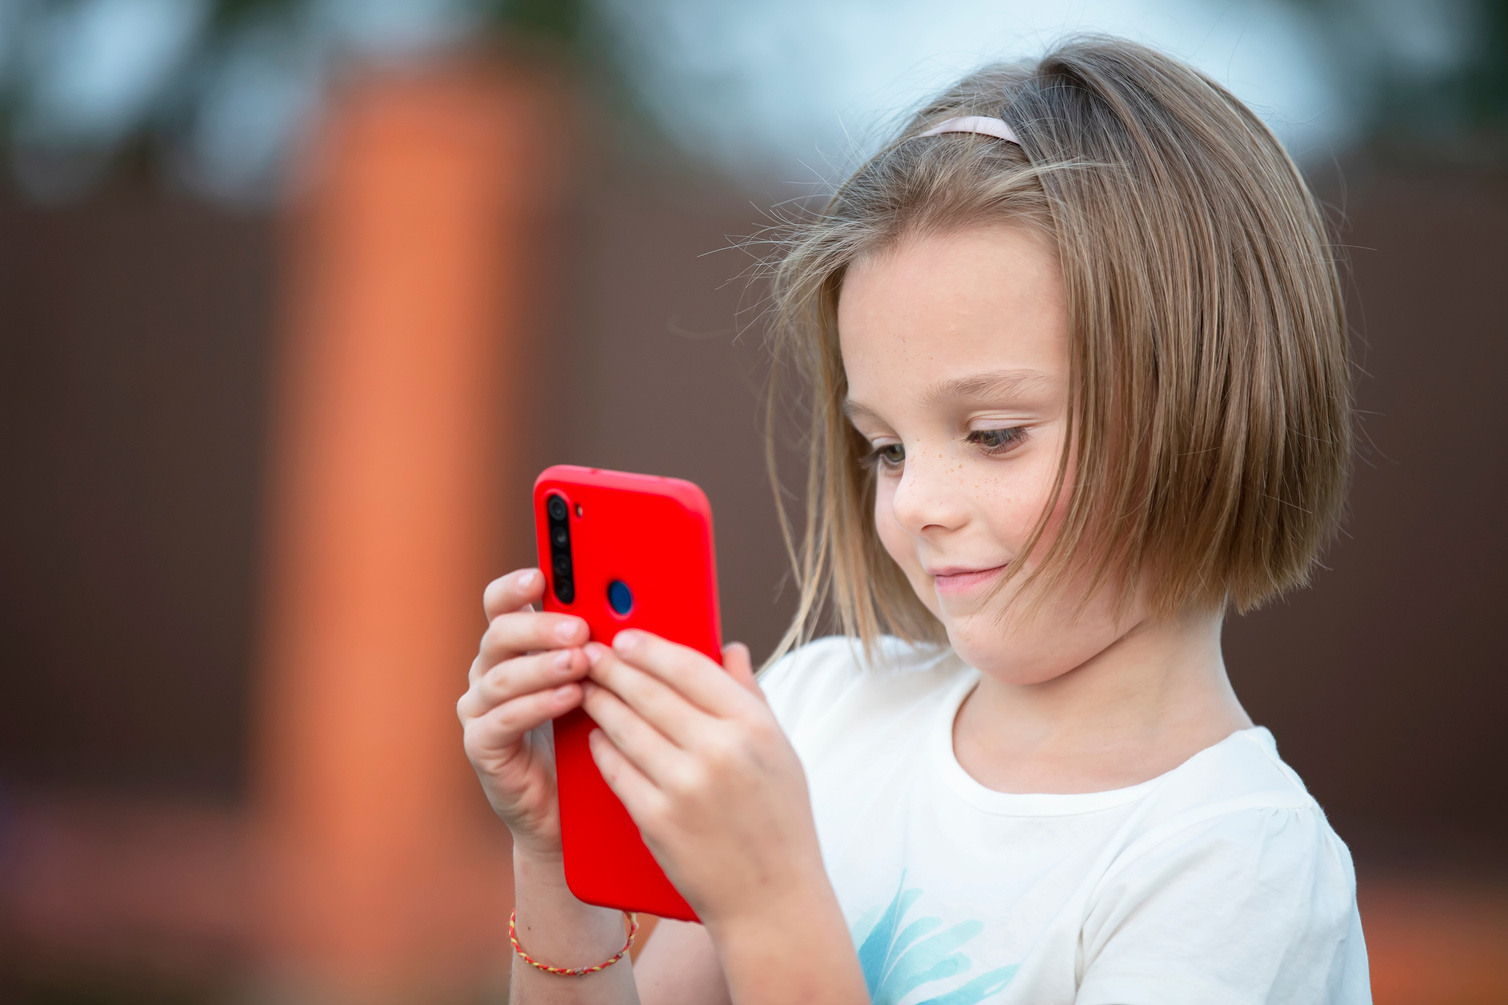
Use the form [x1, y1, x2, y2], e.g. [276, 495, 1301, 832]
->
[971, 450, 1073, 565]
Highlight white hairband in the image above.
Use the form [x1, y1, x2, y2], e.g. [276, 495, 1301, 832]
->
[918, 115, 1021, 146]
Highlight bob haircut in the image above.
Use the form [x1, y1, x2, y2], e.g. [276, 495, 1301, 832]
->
[765, 36, 1351, 661]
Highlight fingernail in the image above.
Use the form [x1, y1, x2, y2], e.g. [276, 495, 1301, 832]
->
[553, 650, 572, 670]
[556, 620, 580, 643]
[614, 630, 638, 652]
[583, 642, 606, 665]
[555, 684, 576, 699]
[520, 569, 540, 587]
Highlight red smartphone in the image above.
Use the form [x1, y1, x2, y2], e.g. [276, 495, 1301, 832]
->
[533, 464, 723, 922]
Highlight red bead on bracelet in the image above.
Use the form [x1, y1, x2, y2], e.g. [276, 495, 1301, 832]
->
[509, 909, 639, 977]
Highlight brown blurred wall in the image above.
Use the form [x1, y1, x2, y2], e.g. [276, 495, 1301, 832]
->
[0, 196, 274, 796]
[0, 157, 1504, 927]
[1226, 174, 1508, 858]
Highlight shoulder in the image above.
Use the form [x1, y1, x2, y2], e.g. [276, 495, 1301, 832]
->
[1109, 727, 1333, 863]
[1103, 729, 1352, 899]
[1099, 786, 1357, 913]
[757, 635, 964, 741]
[1131, 727, 1321, 826]
[1080, 732, 1369, 1003]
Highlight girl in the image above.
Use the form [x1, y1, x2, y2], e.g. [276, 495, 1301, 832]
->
[459, 36, 1369, 1005]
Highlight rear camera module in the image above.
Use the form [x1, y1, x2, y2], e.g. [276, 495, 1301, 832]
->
[546, 493, 573, 604]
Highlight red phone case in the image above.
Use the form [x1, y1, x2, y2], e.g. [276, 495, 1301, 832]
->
[533, 465, 723, 922]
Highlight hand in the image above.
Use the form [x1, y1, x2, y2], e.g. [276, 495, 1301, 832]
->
[458, 568, 591, 859]
[580, 630, 829, 931]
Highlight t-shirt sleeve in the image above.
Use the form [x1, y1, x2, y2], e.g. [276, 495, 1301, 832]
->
[1076, 805, 1371, 1005]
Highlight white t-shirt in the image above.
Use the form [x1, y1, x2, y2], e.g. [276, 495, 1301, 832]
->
[759, 636, 1370, 1005]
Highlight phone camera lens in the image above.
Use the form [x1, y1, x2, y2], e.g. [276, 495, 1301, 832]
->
[547, 495, 568, 522]
[608, 580, 634, 616]
[551, 526, 568, 547]
[554, 577, 574, 604]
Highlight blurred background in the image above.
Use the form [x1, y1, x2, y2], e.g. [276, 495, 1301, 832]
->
[0, 0, 1504, 1002]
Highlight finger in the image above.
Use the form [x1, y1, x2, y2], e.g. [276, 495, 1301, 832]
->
[587, 727, 667, 827]
[580, 678, 684, 784]
[463, 682, 583, 755]
[722, 642, 762, 698]
[610, 630, 749, 717]
[483, 568, 546, 622]
[458, 647, 588, 720]
[477, 608, 589, 669]
[584, 644, 706, 747]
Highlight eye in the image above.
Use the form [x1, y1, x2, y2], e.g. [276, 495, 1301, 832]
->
[860, 442, 906, 472]
[967, 427, 1027, 454]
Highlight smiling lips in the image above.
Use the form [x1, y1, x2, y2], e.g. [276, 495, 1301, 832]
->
[930, 564, 1008, 593]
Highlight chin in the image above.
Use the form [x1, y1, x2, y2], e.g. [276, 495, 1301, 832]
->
[941, 613, 1076, 687]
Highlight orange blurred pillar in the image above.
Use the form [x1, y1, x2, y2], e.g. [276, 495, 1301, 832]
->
[252, 60, 572, 1002]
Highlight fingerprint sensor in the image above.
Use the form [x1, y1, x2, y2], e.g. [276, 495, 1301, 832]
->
[607, 580, 634, 616]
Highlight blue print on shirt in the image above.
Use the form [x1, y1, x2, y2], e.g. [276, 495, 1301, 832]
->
[852, 873, 1019, 1005]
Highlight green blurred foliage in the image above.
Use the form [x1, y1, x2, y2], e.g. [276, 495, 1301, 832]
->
[200, 0, 586, 43]
[1297, 0, 1508, 153]
[2, 0, 1505, 204]
[484, 0, 586, 44]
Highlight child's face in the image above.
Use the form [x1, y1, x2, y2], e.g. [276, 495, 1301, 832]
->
[839, 224, 1143, 685]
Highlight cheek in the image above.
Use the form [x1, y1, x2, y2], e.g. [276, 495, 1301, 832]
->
[992, 436, 1076, 565]
[1027, 470, 1073, 555]
[1031, 444, 1078, 553]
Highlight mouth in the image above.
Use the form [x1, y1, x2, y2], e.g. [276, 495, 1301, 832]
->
[929, 564, 1008, 594]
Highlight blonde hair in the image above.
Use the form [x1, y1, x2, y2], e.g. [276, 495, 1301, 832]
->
[764, 36, 1351, 663]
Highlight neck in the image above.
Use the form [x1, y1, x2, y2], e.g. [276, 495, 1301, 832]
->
[952, 609, 1252, 794]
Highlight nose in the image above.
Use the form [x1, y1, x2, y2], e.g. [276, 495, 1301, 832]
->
[888, 445, 967, 537]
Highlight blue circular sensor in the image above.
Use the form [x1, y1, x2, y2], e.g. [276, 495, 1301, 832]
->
[607, 580, 634, 616]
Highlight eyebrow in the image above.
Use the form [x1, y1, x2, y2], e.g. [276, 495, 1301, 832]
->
[843, 368, 1057, 423]
[922, 368, 1057, 407]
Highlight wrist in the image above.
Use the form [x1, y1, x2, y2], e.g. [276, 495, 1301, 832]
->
[510, 842, 621, 913]
[706, 879, 868, 1005]
[500, 813, 563, 858]
[705, 873, 838, 945]
[511, 840, 566, 876]
[698, 855, 831, 935]
[511, 907, 638, 978]
[511, 848, 634, 980]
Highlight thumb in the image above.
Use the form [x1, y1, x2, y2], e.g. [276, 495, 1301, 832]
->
[722, 642, 760, 697]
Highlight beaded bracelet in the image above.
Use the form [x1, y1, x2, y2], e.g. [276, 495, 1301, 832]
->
[509, 909, 639, 977]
